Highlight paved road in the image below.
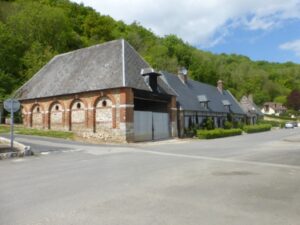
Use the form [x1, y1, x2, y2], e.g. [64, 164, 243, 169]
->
[1, 129, 300, 225]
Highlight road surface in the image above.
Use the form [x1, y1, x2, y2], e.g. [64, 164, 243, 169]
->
[0, 128, 300, 225]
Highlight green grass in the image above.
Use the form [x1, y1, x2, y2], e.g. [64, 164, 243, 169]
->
[258, 120, 285, 128]
[0, 125, 74, 139]
[0, 125, 10, 134]
[264, 115, 297, 121]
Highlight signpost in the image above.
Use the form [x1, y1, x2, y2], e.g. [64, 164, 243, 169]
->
[4, 99, 20, 151]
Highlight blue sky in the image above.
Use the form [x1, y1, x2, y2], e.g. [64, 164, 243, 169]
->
[72, 0, 300, 64]
[208, 20, 300, 63]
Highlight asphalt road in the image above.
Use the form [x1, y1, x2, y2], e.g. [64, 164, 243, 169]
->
[1, 128, 300, 225]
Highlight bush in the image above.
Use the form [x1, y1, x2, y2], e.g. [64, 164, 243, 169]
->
[243, 124, 272, 133]
[184, 124, 199, 137]
[197, 128, 242, 139]
[201, 117, 215, 130]
[224, 121, 233, 129]
[232, 120, 243, 129]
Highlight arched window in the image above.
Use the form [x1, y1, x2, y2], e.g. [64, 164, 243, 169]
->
[71, 100, 86, 131]
[32, 105, 43, 128]
[50, 103, 64, 130]
[95, 97, 113, 130]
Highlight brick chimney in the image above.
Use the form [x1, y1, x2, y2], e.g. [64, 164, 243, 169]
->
[178, 67, 188, 84]
[217, 80, 224, 93]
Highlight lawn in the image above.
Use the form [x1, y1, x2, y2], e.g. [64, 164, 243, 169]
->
[0, 125, 74, 140]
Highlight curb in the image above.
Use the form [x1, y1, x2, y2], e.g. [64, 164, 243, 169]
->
[0, 137, 31, 160]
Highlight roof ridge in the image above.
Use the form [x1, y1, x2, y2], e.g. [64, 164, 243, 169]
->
[122, 39, 126, 86]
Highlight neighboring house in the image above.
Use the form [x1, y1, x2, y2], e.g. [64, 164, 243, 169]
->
[261, 102, 287, 116]
[160, 71, 246, 137]
[14, 39, 177, 142]
[240, 95, 263, 124]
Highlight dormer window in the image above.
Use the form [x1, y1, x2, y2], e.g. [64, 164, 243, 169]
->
[222, 100, 231, 110]
[197, 95, 209, 109]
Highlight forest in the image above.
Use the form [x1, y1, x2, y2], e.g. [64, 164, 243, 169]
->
[1, 0, 300, 107]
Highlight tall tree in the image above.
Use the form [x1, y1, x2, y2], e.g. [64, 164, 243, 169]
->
[287, 90, 300, 110]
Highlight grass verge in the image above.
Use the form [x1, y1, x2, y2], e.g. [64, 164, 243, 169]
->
[0, 125, 74, 139]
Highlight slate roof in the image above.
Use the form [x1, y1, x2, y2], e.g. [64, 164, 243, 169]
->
[15, 39, 173, 100]
[240, 96, 264, 116]
[161, 72, 246, 115]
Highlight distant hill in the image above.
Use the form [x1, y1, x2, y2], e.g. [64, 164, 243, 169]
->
[1, 0, 300, 105]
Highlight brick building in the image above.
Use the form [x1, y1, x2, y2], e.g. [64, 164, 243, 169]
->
[15, 40, 177, 142]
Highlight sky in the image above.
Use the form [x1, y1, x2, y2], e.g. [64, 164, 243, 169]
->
[72, 0, 300, 63]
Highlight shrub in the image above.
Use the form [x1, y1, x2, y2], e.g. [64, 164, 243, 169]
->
[197, 128, 242, 139]
[243, 124, 272, 133]
[224, 121, 233, 129]
[235, 121, 244, 129]
[184, 124, 199, 137]
[201, 117, 214, 130]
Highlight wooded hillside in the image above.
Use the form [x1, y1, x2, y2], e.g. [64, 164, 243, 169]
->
[1, 0, 300, 105]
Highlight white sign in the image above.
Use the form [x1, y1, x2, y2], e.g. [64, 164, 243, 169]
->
[4, 99, 20, 113]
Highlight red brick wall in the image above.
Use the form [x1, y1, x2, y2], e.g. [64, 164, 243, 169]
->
[21, 88, 127, 142]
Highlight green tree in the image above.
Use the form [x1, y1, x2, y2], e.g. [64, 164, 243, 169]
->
[7, 1, 80, 52]
[21, 42, 57, 80]
[287, 90, 300, 110]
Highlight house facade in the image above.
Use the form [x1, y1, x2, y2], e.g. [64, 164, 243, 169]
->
[160, 71, 246, 137]
[261, 102, 287, 116]
[240, 95, 263, 124]
[15, 40, 177, 142]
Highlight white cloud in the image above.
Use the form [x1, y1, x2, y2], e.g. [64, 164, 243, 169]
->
[72, 0, 300, 47]
[280, 39, 300, 56]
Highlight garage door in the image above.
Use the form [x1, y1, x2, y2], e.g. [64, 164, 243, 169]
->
[134, 111, 152, 142]
[153, 112, 169, 140]
[134, 111, 170, 142]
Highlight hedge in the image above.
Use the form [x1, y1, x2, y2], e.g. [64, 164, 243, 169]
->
[197, 128, 242, 139]
[243, 124, 272, 133]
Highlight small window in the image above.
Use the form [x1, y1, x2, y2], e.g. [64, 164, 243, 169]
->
[55, 105, 59, 111]
[37, 107, 40, 113]
[200, 102, 208, 109]
[102, 100, 107, 107]
[76, 102, 81, 109]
